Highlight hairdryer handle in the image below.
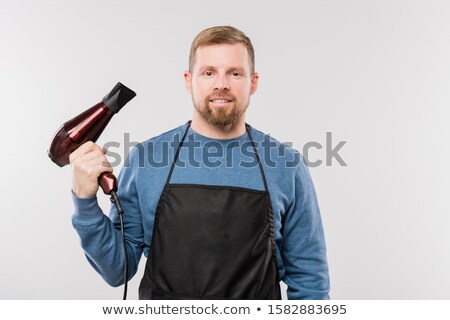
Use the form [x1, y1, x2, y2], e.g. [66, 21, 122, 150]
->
[99, 172, 118, 195]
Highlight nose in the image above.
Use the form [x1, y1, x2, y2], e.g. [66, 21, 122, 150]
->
[214, 73, 230, 91]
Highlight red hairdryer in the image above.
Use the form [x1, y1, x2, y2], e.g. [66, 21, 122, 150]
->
[48, 82, 136, 300]
[48, 82, 136, 195]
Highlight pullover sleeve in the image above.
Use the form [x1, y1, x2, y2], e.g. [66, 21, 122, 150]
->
[281, 159, 330, 299]
[71, 147, 144, 287]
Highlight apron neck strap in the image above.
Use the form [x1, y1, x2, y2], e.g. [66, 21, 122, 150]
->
[165, 120, 269, 193]
[245, 123, 269, 193]
[164, 121, 192, 187]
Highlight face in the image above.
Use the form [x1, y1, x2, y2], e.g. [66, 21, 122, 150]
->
[184, 43, 259, 127]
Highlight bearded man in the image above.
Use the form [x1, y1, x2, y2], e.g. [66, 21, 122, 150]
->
[70, 25, 330, 300]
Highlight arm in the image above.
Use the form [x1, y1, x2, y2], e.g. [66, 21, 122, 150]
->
[71, 143, 144, 287]
[281, 159, 330, 299]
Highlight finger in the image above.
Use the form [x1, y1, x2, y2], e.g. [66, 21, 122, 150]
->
[79, 148, 106, 162]
[87, 157, 114, 174]
[69, 141, 101, 162]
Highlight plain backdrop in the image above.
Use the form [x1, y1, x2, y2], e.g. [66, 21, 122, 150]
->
[1, 0, 449, 299]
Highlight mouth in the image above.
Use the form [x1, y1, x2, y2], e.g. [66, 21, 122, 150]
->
[209, 98, 233, 106]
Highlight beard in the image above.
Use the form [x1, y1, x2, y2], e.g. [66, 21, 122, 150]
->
[192, 92, 249, 128]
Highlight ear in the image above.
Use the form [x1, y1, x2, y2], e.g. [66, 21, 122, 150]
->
[184, 71, 192, 94]
[250, 72, 259, 95]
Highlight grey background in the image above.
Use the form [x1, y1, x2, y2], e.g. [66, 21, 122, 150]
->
[1, 0, 449, 299]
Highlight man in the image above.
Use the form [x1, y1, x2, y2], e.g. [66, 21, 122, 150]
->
[70, 26, 330, 299]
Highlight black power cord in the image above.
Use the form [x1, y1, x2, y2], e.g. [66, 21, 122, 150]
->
[110, 191, 128, 300]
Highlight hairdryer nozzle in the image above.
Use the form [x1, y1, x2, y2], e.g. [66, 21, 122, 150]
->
[102, 82, 137, 113]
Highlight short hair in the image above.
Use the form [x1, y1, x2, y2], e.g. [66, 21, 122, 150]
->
[189, 25, 255, 74]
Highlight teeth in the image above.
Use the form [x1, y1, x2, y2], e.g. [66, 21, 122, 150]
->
[212, 99, 228, 103]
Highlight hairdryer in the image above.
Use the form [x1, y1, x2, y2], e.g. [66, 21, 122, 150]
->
[48, 82, 136, 195]
[48, 82, 136, 299]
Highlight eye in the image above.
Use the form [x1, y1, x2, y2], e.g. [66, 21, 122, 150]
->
[204, 71, 214, 76]
[231, 71, 242, 77]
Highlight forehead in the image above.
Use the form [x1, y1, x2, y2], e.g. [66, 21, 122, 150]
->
[194, 43, 251, 71]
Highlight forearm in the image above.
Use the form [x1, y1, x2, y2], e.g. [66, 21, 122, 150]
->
[282, 162, 330, 300]
[283, 241, 330, 300]
[71, 193, 139, 287]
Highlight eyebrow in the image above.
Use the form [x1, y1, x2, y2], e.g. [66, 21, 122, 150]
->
[199, 66, 247, 73]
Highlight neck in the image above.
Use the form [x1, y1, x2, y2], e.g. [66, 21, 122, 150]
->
[190, 110, 247, 139]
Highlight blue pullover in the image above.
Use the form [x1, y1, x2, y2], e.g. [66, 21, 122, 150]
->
[72, 122, 330, 299]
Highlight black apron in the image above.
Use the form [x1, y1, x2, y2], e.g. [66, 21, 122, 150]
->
[139, 122, 281, 299]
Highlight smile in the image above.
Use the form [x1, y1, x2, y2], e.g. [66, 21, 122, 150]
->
[210, 99, 232, 103]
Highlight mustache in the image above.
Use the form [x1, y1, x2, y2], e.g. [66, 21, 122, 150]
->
[208, 93, 235, 100]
